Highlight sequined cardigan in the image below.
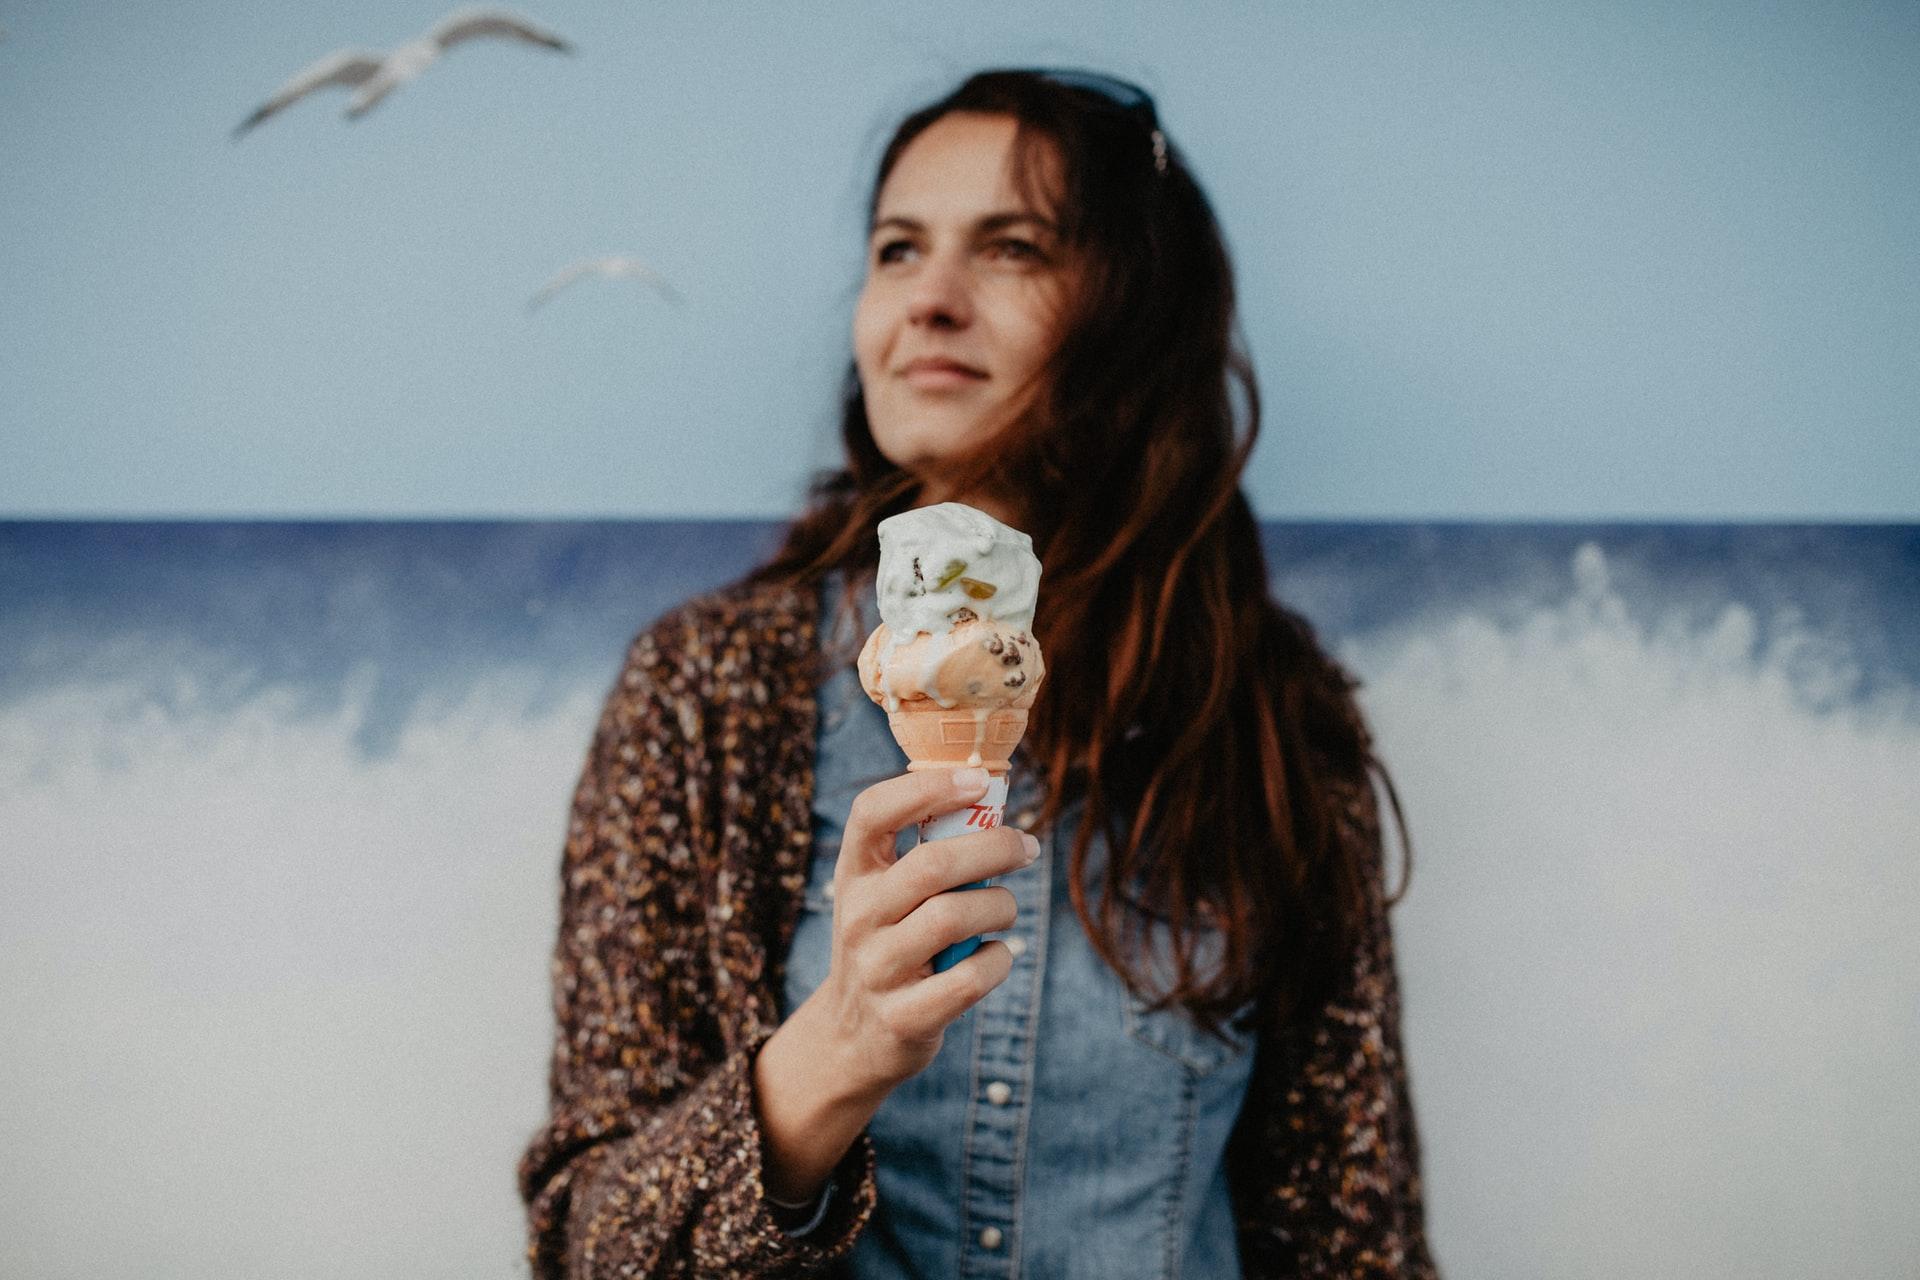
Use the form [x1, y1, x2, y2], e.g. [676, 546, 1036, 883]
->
[516, 576, 1438, 1278]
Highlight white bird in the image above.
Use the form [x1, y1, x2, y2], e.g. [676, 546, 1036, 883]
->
[232, 7, 570, 139]
[527, 256, 684, 313]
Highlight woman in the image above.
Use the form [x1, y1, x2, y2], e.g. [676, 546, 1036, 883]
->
[519, 69, 1437, 1278]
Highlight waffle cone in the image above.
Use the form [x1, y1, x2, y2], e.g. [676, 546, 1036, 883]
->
[887, 703, 1029, 774]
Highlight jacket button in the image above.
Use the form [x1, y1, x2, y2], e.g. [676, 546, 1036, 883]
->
[823, 880, 836, 900]
[978, 1226, 1004, 1250]
[985, 1080, 1012, 1105]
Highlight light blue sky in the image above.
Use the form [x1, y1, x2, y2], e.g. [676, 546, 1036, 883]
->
[2, 0, 1915, 519]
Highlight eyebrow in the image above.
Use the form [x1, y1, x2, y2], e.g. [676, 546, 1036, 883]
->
[868, 211, 1059, 238]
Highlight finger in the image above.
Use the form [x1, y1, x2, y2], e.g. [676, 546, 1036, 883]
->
[872, 885, 1019, 981]
[886, 940, 1015, 1031]
[871, 827, 1036, 924]
[840, 767, 992, 875]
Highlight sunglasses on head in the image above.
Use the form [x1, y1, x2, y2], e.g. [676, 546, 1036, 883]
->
[1015, 68, 1169, 174]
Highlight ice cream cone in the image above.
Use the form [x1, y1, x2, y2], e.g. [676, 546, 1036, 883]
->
[886, 703, 1030, 775]
[858, 502, 1046, 972]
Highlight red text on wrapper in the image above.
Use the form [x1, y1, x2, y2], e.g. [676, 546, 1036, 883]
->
[915, 804, 1003, 830]
[915, 774, 1011, 844]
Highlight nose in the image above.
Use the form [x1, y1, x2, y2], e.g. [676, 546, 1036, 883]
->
[907, 251, 972, 329]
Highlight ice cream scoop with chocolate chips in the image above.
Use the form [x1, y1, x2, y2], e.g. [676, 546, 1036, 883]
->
[857, 502, 1046, 715]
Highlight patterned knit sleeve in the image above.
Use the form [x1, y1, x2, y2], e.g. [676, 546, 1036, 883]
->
[1227, 767, 1440, 1278]
[517, 618, 878, 1279]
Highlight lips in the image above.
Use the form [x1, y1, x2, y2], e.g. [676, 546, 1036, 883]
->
[900, 357, 988, 379]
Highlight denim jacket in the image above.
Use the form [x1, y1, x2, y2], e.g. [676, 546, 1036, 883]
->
[779, 582, 1256, 1279]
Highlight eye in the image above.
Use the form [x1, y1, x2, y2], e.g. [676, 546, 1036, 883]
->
[873, 238, 916, 264]
[988, 237, 1045, 262]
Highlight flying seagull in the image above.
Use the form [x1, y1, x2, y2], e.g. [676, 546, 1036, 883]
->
[232, 6, 570, 139]
[527, 257, 685, 313]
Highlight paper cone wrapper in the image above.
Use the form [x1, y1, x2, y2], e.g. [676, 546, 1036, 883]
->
[888, 706, 1026, 973]
[914, 771, 1010, 845]
[914, 769, 1007, 975]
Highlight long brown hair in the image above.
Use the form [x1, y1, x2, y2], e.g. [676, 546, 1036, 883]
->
[747, 70, 1411, 1036]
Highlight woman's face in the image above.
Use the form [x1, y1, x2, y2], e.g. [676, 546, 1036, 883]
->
[854, 112, 1075, 506]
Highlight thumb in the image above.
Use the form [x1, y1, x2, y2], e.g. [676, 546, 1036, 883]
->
[840, 766, 992, 873]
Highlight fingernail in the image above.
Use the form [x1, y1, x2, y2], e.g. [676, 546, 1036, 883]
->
[1021, 833, 1040, 863]
[952, 767, 990, 792]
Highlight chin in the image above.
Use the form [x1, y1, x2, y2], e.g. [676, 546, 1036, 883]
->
[872, 417, 989, 473]
[874, 441, 953, 476]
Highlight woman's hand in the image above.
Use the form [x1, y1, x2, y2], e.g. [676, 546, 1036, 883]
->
[812, 765, 1036, 1092]
[752, 766, 1036, 1206]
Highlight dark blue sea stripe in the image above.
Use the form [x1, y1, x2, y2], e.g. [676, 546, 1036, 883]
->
[1, 521, 1914, 749]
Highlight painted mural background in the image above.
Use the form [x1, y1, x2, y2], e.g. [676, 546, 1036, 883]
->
[3, 520, 1914, 1277]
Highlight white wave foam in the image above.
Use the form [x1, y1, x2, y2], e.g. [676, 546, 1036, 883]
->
[0, 667, 602, 1278]
[1347, 541, 1920, 1277]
